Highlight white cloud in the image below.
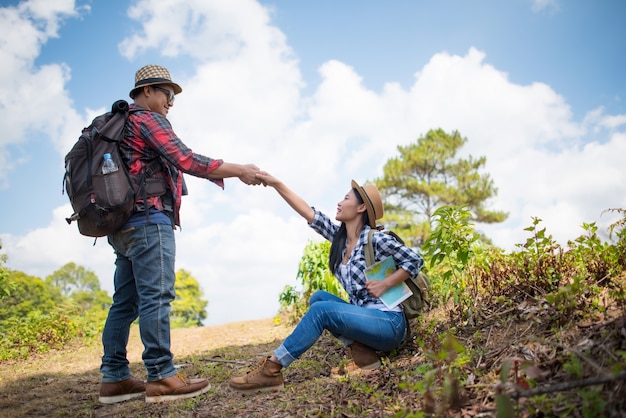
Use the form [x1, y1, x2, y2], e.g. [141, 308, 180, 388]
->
[422, 49, 619, 246]
[0, 205, 113, 282]
[0, 0, 82, 186]
[118, 0, 304, 164]
[530, 0, 561, 14]
[584, 107, 626, 132]
[120, 0, 281, 61]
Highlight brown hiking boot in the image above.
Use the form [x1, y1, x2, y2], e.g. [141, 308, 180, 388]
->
[99, 376, 146, 404]
[331, 342, 381, 377]
[229, 357, 284, 393]
[145, 372, 210, 403]
[349, 341, 381, 370]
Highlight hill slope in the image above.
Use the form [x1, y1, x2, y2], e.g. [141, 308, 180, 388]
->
[0, 307, 625, 417]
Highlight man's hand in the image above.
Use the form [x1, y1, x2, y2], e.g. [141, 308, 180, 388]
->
[238, 164, 262, 185]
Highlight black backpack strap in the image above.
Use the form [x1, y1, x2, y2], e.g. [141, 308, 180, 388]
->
[402, 309, 412, 344]
[137, 158, 165, 223]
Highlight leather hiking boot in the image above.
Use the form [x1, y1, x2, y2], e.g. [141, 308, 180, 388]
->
[229, 357, 284, 393]
[331, 342, 381, 377]
[145, 372, 210, 403]
[349, 341, 381, 370]
[99, 376, 146, 404]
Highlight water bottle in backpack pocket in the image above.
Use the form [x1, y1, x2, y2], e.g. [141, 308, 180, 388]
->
[102, 153, 118, 173]
[99, 153, 127, 207]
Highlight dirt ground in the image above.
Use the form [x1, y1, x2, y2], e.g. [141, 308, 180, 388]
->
[0, 318, 294, 416]
[0, 318, 293, 380]
[150, 318, 293, 359]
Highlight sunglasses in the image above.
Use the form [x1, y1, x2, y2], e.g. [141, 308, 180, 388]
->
[152, 86, 175, 103]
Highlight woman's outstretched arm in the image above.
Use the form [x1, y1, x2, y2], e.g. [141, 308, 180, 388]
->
[257, 172, 315, 224]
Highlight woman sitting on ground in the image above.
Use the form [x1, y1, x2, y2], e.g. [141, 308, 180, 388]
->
[229, 172, 424, 393]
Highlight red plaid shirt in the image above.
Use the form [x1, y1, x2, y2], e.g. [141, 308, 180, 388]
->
[120, 104, 224, 226]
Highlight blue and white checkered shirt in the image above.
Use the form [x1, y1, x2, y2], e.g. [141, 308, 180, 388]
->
[310, 209, 424, 307]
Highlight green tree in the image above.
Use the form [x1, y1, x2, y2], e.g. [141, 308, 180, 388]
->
[376, 128, 508, 247]
[0, 271, 62, 326]
[70, 288, 111, 312]
[45, 262, 110, 312]
[46, 262, 101, 297]
[171, 269, 208, 328]
[0, 264, 110, 361]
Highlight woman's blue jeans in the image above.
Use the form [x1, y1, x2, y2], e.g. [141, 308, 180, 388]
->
[100, 224, 178, 382]
[274, 290, 406, 367]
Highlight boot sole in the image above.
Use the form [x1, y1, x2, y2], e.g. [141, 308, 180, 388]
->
[358, 360, 381, 370]
[99, 392, 144, 404]
[229, 383, 284, 394]
[145, 383, 211, 403]
[331, 360, 382, 377]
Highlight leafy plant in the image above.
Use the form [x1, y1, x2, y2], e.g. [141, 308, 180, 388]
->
[0, 308, 81, 361]
[278, 239, 347, 323]
[604, 207, 626, 239]
[421, 205, 479, 308]
[0, 242, 15, 299]
[563, 354, 584, 379]
[580, 388, 607, 418]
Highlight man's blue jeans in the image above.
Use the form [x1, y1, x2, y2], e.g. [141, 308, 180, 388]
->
[100, 224, 178, 382]
[274, 290, 406, 367]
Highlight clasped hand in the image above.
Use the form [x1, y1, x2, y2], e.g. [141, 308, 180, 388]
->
[239, 164, 263, 185]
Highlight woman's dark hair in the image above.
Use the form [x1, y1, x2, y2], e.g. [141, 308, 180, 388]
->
[328, 188, 370, 275]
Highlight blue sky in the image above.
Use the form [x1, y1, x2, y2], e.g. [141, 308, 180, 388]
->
[0, 0, 624, 326]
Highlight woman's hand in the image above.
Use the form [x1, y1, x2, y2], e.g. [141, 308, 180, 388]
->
[365, 279, 390, 298]
[365, 268, 411, 298]
[256, 171, 280, 187]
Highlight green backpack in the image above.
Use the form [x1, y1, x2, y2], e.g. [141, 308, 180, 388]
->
[364, 229, 430, 319]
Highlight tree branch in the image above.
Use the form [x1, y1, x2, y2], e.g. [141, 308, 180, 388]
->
[510, 372, 626, 399]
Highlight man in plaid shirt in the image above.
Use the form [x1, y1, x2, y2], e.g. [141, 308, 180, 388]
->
[98, 65, 262, 404]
